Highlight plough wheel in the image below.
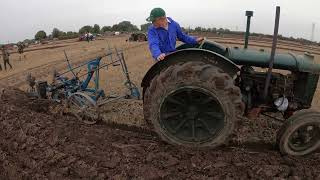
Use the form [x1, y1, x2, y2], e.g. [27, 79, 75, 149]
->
[67, 92, 100, 125]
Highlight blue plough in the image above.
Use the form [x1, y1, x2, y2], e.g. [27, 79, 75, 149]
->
[27, 48, 140, 124]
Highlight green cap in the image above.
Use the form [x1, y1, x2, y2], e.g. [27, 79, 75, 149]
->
[146, 8, 166, 22]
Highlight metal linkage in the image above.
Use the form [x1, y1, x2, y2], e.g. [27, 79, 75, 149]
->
[27, 45, 141, 124]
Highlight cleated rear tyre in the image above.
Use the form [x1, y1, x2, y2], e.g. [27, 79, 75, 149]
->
[143, 61, 244, 148]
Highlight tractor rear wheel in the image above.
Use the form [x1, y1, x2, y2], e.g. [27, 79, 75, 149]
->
[277, 109, 320, 156]
[143, 61, 244, 148]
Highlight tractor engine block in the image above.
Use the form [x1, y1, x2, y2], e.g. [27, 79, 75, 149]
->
[237, 66, 295, 111]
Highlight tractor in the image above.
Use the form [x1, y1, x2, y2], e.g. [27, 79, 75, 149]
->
[128, 33, 147, 42]
[141, 7, 320, 156]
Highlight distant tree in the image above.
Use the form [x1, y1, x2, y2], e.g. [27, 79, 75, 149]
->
[224, 28, 231, 33]
[112, 21, 139, 32]
[47, 34, 53, 40]
[79, 25, 93, 34]
[59, 31, 67, 37]
[187, 27, 194, 32]
[195, 27, 202, 32]
[66, 31, 76, 36]
[23, 39, 32, 44]
[57, 31, 79, 40]
[101, 26, 112, 32]
[52, 28, 61, 38]
[217, 28, 224, 33]
[140, 23, 152, 32]
[112, 24, 119, 31]
[93, 24, 100, 34]
[120, 21, 139, 31]
[35, 30, 47, 40]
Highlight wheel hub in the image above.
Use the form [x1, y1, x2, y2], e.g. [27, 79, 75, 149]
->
[288, 123, 320, 152]
[160, 87, 225, 143]
[187, 106, 198, 118]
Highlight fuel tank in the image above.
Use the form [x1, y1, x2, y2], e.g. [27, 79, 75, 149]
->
[177, 40, 320, 74]
[226, 47, 320, 73]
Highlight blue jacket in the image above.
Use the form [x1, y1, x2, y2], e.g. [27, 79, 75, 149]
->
[148, 17, 197, 60]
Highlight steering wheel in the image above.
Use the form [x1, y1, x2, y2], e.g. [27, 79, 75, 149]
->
[198, 37, 207, 49]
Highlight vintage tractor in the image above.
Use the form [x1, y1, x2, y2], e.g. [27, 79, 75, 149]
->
[128, 33, 147, 42]
[141, 7, 320, 156]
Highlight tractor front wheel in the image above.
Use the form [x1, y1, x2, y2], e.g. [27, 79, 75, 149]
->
[277, 109, 320, 156]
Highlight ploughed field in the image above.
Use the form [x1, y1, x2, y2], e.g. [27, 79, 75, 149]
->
[0, 35, 319, 179]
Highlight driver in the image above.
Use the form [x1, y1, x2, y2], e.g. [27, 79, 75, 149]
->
[147, 8, 204, 61]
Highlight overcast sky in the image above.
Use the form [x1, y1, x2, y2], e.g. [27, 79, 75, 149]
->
[1, 0, 320, 44]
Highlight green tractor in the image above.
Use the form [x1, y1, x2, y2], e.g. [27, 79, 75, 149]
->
[141, 7, 320, 156]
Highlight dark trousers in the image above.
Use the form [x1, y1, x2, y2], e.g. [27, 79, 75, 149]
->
[3, 59, 12, 70]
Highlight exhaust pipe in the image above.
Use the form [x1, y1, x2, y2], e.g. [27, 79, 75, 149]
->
[244, 11, 254, 49]
[263, 6, 281, 100]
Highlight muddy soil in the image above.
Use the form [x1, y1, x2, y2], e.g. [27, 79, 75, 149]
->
[0, 88, 319, 180]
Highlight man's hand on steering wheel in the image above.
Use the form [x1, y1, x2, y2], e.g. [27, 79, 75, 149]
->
[157, 53, 166, 61]
[198, 37, 207, 49]
[196, 37, 205, 44]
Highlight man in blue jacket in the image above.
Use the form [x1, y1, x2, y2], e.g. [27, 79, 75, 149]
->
[147, 8, 204, 61]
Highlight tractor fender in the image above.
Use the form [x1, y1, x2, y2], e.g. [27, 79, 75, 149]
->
[141, 48, 240, 95]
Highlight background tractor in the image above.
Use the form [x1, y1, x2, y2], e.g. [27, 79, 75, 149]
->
[128, 33, 147, 42]
[141, 7, 320, 156]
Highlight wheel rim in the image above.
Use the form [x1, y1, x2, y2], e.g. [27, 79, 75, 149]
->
[68, 93, 99, 124]
[159, 86, 225, 143]
[288, 123, 320, 152]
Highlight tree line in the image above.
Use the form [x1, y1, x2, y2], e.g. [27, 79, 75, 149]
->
[34, 21, 148, 41]
[31, 21, 319, 46]
[184, 27, 319, 46]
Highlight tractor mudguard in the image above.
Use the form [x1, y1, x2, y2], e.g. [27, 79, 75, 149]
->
[176, 41, 227, 56]
[141, 49, 240, 96]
